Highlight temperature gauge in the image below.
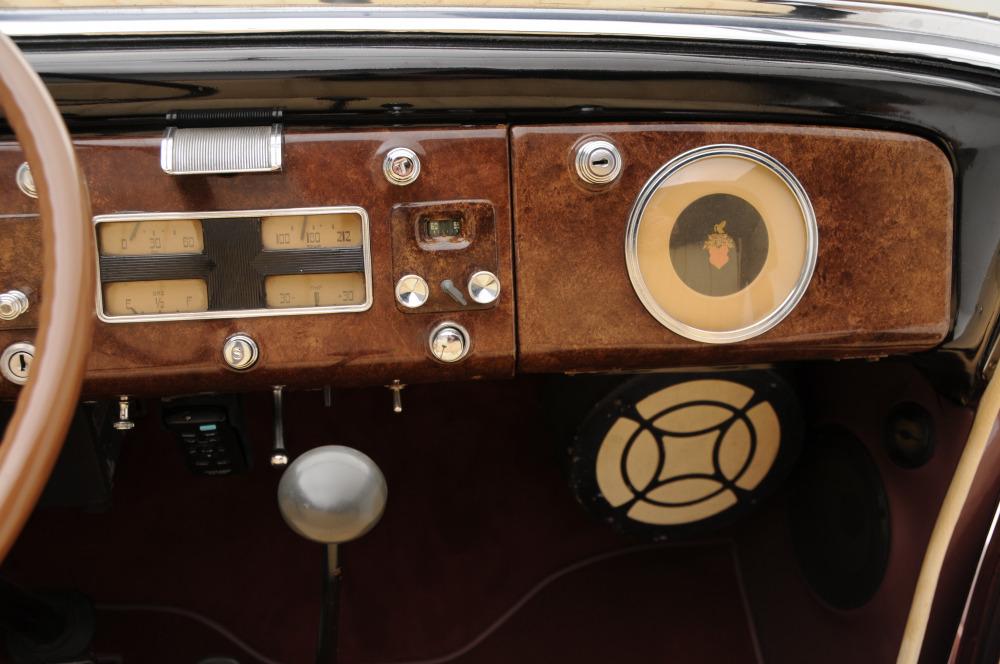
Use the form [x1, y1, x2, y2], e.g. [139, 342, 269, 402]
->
[261, 213, 362, 250]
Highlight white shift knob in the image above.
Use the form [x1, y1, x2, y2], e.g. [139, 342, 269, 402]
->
[277, 445, 387, 545]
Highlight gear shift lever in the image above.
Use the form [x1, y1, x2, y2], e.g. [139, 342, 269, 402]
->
[277, 446, 387, 664]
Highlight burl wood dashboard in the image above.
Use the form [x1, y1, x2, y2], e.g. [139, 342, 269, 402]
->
[0, 123, 953, 398]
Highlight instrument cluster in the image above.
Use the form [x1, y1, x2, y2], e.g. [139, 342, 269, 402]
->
[95, 207, 371, 322]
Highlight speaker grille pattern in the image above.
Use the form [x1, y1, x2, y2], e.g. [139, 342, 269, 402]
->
[570, 372, 800, 538]
[596, 380, 780, 526]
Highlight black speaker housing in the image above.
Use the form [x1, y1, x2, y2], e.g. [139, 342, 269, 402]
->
[566, 371, 803, 540]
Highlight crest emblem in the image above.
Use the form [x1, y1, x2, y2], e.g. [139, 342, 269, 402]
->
[703, 220, 736, 269]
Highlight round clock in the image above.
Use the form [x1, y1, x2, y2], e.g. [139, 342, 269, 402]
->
[625, 144, 818, 343]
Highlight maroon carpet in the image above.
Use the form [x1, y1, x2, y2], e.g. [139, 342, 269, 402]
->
[1, 379, 760, 663]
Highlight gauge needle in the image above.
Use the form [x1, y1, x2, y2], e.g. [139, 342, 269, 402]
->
[129, 222, 141, 241]
[300, 218, 307, 241]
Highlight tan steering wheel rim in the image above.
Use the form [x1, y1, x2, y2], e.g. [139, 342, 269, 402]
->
[0, 34, 95, 563]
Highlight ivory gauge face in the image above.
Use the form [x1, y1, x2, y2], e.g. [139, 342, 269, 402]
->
[260, 213, 362, 250]
[98, 218, 204, 256]
[626, 146, 817, 344]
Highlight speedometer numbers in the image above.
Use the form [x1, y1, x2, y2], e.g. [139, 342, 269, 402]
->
[99, 219, 204, 256]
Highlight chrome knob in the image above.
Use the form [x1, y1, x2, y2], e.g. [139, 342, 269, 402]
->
[395, 274, 429, 309]
[467, 271, 500, 305]
[222, 333, 259, 371]
[575, 139, 622, 185]
[15, 163, 37, 199]
[0, 290, 29, 321]
[429, 322, 469, 363]
[383, 147, 421, 186]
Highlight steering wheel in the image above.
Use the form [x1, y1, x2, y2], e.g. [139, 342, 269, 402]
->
[0, 35, 95, 563]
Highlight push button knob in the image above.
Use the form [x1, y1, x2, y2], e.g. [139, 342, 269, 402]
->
[395, 274, 429, 309]
[467, 271, 500, 305]
[0, 290, 29, 321]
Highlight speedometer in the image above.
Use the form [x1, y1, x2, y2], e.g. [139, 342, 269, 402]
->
[98, 219, 203, 256]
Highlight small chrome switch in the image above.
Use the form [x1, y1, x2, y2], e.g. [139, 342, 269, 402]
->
[222, 333, 259, 371]
[395, 274, 429, 309]
[429, 322, 470, 363]
[0, 342, 34, 385]
[386, 379, 405, 414]
[113, 395, 136, 431]
[383, 147, 421, 186]
[441, 280, 468, 306]
[575, 139, 622, 185]
[0, 290, 29, 321]
[467, 271, 500, 305]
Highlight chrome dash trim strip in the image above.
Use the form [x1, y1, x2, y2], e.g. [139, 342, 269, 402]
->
[2, 4, 1000, 73]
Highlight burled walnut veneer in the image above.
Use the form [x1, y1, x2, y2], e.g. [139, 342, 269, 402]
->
[511, 123, 954, 373]
[0, 123, 954, 395]
[0, 127, 514, 397]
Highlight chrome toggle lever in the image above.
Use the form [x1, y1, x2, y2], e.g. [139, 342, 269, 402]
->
[113, 395, 135, 431]
[271, 385, 289, 467]
[386, 380, 405, 414]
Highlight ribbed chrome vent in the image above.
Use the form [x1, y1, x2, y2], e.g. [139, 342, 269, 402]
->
[160, 124, 283, 175]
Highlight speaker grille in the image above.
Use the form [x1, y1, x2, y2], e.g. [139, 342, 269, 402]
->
[570, 372, 801, 538]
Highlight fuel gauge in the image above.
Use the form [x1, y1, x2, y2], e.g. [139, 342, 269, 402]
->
[102, 279, 209, 317]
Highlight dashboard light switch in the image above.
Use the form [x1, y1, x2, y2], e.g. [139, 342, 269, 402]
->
[441, 279, 468, 306]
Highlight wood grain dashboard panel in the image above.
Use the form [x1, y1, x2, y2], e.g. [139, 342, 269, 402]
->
[0, 127, 514, 397]
[511, 123, 954, 373]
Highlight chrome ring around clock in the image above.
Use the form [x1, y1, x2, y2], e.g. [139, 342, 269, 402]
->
[624, 144, 818, 344]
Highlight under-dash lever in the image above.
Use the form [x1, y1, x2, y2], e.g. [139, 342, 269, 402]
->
[271, 385, 289, 467]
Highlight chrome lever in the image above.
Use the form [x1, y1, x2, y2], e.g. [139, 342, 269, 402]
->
[271, 385, 289, 467]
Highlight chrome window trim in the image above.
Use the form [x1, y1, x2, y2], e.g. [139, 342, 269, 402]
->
[3, 4, 1000, 73]
[93, 206, 374, 324]
[624, 144, 818, 344]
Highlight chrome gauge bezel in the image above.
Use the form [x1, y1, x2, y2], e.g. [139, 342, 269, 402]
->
[624, 144, 818, 344]
[93, 205, 373, 324]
